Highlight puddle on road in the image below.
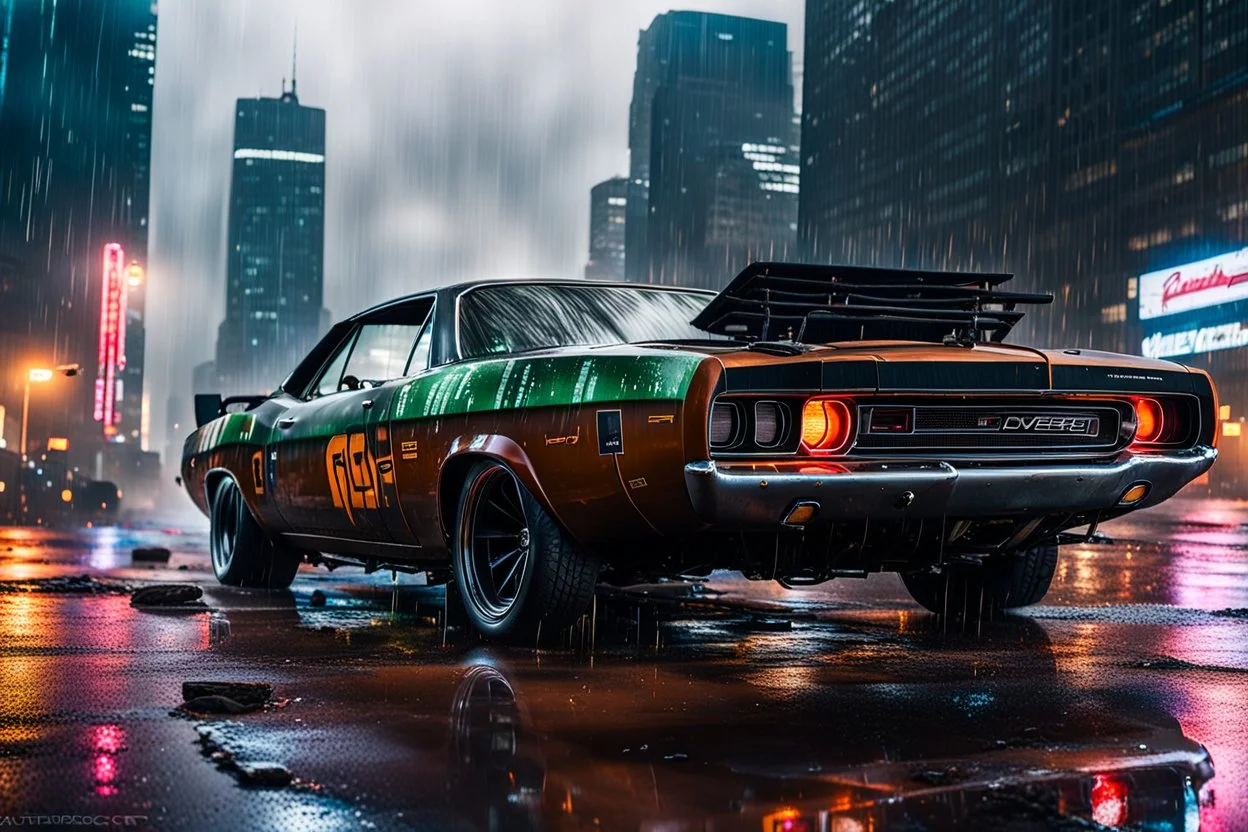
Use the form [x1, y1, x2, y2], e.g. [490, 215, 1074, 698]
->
[159, 588, 1221, 830]
[3, 521, 1244, 828]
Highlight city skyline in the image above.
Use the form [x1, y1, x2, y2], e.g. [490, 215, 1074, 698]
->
[629, 11, 800, 290]
[584, 176, 628, 281]
[145, 1, 804, 459]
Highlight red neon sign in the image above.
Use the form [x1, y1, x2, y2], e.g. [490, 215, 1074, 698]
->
[93, 243, 127, 430]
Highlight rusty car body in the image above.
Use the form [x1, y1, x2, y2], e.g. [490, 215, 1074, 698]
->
[182, 262, 1218, 639]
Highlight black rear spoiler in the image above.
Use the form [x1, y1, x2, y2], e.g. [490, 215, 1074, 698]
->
[690, 262, 1053, 345]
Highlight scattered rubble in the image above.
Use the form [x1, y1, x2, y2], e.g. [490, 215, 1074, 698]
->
[130, 583, 206, 610]
[0, 574, 131, 594]
[132, 546, 172, 563]
[183, 681, 274, 707]
[181, 695, 257, 715]
[177, 681, 275, 715]
[195, 724, 300, 790]
[236, 761, 294, 787]
[1128, 655, 1248, 673]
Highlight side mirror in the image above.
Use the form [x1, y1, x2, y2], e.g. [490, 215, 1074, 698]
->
[194, 394, 223, 428]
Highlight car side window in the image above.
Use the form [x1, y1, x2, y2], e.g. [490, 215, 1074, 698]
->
[341, 323, 424, 388]
[405, 324, 433, 375]
[312, 331, 357, 398]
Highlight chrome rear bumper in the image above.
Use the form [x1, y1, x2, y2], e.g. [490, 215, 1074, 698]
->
[684, 446, 1217, 527]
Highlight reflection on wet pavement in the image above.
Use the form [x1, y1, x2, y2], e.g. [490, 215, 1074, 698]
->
[0, 499, 1246, 830]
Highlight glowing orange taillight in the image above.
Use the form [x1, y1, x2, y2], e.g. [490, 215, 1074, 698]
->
[800, 398, 854, 454]
[1133, 397, 1165, 444]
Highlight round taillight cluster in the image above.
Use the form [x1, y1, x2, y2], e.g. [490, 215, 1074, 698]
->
[1131, 397, 1183, 446]
[709, 402, 741, 447]
[800, 398, 854, 455]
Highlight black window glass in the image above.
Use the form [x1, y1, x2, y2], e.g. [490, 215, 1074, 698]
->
[458, 284, 714, 359]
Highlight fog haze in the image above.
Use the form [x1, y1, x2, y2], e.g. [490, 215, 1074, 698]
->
[147, 0, 804, 450]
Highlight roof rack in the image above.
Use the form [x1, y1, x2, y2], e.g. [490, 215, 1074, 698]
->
[690, 262, 1053, 345]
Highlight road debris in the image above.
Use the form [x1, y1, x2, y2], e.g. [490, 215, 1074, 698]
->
[195, 725, 299, 789]
[132, 546, 172, 563]
[180, 681, 274, 715]
[0, 574, 131, 594]
[130, 583, 205, 609]
[1128, 655, 1248, 673]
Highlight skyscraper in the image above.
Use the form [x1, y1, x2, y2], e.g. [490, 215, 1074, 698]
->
[214, 77, 327, 393]
[799, 0, 1248, 490]
[0, 0, 157, 451]
[626, 12, 799, 289]
[585, 177, 627, 281]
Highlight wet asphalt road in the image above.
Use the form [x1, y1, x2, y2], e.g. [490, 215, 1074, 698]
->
[2, 500, 1247, 831]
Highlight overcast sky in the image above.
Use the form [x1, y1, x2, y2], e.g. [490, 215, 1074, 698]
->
[147, 1, 804, 450]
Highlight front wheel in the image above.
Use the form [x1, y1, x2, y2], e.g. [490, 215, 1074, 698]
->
[452, 460, 599, 642]
[209, 477, 303, 589]
[901, 543, 1059, 618]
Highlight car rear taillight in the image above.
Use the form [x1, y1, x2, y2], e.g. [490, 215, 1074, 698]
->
[1090, 775, 1129, 827]
[800, 398, 854, 455]
[709, 402, 742, 448]
[753, 401, 788, 447]
[1131, 397, 1183, 447]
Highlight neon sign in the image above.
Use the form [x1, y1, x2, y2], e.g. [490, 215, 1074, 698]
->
[93, 243, 128, 432]
[1139, 246, 1248, 320]
[1142, 320, 1248, 358]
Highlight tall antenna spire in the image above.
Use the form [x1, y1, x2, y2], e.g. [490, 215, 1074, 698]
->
[290, 24, 298, 99]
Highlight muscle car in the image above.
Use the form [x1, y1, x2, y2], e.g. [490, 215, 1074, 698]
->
[182, 262, 1218, 640]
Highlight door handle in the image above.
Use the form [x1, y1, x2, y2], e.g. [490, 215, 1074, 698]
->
[277, 417, 297, 429]
[361, 399, 374, 410]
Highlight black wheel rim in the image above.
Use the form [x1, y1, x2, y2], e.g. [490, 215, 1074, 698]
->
[210, 481, 240, 576]
[460, 467, 531, 623]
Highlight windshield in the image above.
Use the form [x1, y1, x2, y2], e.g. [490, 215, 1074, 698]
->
[458, 283, 715, 359]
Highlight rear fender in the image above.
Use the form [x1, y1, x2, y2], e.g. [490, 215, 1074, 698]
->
[437, 435, 566, 542]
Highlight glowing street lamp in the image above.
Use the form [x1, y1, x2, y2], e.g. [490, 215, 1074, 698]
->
[21, 364, 80, 461]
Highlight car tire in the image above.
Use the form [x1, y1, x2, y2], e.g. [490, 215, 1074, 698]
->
[901, 543, 1059, 618]
[453, 459, 599, 643]
[209, 477, 302, 589]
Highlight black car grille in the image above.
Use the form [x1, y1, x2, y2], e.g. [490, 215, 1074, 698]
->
[854, 403, 1126, 455]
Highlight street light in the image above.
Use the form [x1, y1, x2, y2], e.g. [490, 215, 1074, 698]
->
[18, 363, 80, 526]
[20, 364, 80, 461]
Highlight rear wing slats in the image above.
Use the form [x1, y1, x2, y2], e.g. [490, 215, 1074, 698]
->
[690, 262, 1053, 345]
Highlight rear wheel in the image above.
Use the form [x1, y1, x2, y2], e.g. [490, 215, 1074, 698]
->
[209, 477, 303, 588]
[453, 460, 599, 642]
[902, 543, 1059, 618]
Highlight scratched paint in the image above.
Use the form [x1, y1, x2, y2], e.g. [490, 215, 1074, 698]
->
[392, 351, 703, 422]
[185, 350, 704, 460]
[187, 412, 263, 456]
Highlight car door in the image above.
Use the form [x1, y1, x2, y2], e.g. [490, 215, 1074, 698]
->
[271, 300, 431, 543]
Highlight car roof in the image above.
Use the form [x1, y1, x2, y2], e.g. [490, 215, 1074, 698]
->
[347, 278, 716, 322]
